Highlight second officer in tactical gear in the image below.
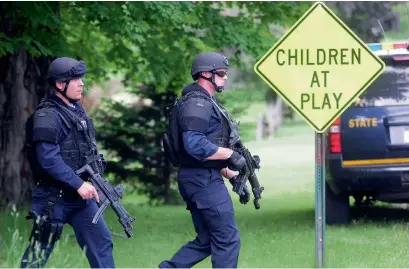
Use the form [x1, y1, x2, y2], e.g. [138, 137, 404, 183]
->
[159, 52, 250, 268]
[20, 57, 115, 268]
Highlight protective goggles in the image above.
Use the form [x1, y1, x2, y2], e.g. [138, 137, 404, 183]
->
[213, 70, 227, 77]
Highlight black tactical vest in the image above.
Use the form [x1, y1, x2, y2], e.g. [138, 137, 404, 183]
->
[25, 97, 97, 185]
[174, 90, 231, 169]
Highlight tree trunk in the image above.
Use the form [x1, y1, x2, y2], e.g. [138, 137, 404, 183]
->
[256, 96, 284, 140]
[0, 51, 50, 209]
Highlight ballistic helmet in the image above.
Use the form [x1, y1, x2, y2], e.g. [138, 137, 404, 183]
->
[191, 52, 229, 80]
[47, 57, 87, 85]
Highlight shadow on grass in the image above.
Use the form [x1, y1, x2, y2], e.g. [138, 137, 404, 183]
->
[235, 206, 316, 230]
[350, 204, 409, 224]
[237, 202, 409, 230]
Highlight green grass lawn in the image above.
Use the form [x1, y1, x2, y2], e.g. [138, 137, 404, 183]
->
[3, 121, 409, 268]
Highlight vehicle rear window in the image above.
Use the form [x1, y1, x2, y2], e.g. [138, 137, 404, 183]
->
[354, 58, 409, 107]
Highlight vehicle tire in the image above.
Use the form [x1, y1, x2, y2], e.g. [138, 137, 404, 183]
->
[325, 183, 351, 225]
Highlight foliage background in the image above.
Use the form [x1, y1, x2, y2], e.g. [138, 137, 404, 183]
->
[0, 1, 405, 207]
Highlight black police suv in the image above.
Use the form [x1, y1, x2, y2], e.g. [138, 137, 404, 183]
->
[325, 41, 409, 224]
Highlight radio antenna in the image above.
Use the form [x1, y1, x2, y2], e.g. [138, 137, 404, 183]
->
[404, 3, 409, 43]
[377, 19, 389, 42]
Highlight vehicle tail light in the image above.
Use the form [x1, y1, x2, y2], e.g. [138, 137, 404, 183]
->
[329, 118, 341, 153]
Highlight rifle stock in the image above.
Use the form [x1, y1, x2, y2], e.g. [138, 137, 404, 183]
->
[76, 161, 135, 238]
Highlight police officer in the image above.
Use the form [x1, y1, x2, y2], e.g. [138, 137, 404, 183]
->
[20, 57, 115, 268]
[159, 52, 250, 268]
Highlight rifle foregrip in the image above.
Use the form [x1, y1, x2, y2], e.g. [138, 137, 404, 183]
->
[124, 227, 133, 238]
[121, 217, 135, 238]
[112, 201, 135, 238]
[254, 199, 260, 210]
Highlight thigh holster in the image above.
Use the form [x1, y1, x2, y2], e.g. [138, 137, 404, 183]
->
[27, 211, 64, 244]
[26, 187, 64, 244]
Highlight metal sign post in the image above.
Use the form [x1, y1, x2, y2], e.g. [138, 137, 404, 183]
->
[315, 132, 326, 268]
[253, 2, 386, 268]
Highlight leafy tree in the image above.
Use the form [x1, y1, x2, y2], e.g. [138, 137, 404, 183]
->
[0, 2, 61, 208]
[328, 1, 401, 43]
[0, 1, 308, 208]
[79, 1, 309, 204]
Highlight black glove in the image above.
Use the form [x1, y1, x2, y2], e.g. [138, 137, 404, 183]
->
[229, 176, 250, 204]
[228, 151, 246, 171]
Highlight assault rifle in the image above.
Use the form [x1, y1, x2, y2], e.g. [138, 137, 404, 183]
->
[76, 156, 135, 238]
[211, 100, 264, 209]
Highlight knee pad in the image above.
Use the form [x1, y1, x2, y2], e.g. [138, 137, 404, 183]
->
[28, 211, 64, 244]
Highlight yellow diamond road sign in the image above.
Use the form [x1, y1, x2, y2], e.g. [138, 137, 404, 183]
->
[254, 2, 386, 133]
